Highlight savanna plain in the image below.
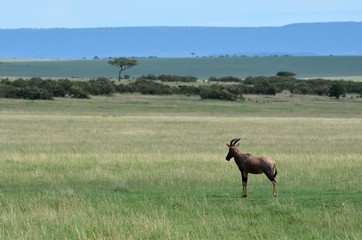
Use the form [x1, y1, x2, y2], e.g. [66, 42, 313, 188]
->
[0, 93, 361, 239]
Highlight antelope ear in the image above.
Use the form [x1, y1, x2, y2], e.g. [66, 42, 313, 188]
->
[226, 144, 230, 147]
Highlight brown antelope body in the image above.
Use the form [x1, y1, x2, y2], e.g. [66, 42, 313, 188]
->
[226, 138, 277, 197]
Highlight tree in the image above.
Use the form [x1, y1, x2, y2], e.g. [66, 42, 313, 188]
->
[329, 82, 345, 99]
[107, 57, 138, 81]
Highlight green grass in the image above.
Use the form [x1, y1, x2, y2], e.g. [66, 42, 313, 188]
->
[0, 94, 361, 239]
[2, 56, 362, 79]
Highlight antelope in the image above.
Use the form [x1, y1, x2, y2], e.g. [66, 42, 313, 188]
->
[226, 138, 278, 197]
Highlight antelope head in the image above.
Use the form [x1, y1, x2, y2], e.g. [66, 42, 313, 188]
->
[226, 138, 241, 161]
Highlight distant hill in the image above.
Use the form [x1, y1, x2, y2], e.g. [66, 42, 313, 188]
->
[1, 22, 361, 58]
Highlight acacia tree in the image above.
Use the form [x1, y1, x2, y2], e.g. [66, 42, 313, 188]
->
[107, 57, 138, 81]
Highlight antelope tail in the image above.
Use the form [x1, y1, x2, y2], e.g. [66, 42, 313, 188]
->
[273, 164, 278, 178]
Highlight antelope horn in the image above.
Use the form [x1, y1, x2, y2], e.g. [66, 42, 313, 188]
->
[230, 138, 241, 146]
[233, 138, 241, 145]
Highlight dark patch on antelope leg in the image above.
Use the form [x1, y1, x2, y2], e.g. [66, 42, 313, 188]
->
[265, 172, 275, 182]
[241, 173, 248, 198]
[265, 172, 278, 197]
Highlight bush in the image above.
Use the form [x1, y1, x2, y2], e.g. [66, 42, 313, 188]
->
[139, 74, 197, 82]
[89, 77, 116, 95]
[12, 78, 28, 88]
[208, 76, 242, 82]
[139, 74, 158, 80]
[130, 79, 174, 95]
[177, 85, 200, 96]
[329, 82, 345, 99]
[276, 71, 296, 77]
[200, 85, 239, 101]
[253, 81, 277, 95]
[116, 83, 135, 93]
[24, 86, 53, 100]
[0, 84, 17, 98]
[69, 85, 90, 99]
[1, 85, 53, 100]
[2, 75, 362, 100]
[158, 75, 197, 82]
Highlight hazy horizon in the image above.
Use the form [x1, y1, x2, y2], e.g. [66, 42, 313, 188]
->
[2, 23, 361, 58]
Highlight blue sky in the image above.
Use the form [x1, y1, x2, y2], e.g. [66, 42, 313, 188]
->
[2, 0, 362, 28]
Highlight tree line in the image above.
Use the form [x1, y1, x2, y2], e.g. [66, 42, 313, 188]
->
[1, 75, 361, 101]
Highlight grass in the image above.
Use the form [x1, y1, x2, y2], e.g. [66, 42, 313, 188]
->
[2, 56, 362, 79]
[0, 94, 361, 239]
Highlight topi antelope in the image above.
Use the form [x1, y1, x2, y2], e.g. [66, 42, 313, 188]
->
[226, 138, 277, 197]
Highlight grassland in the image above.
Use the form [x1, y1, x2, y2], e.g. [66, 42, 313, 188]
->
[0, 94, 361, 239]
[2, 56, 362, 79]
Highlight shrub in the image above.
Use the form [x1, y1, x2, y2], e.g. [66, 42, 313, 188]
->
[69, 85, 90, 99]
[200, 85, 238, 101]
[24, 86, 53, 100]
[0, 84, 17, 98]
[329, 82, 345, 99]
[3, 85, 53, 100]
[177, 85, 200, 96]
[276, 71, 296, 77]
[139, 74, 158, 80]
[208, 76, 242, 82]
[130, 79, 174, 95]
[253, 81, 277, 95]
[2, 75, 362, 100]
[116, 83, 135, 93]
[158, 75, 197, 82]
[89, 77, 116, 95]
